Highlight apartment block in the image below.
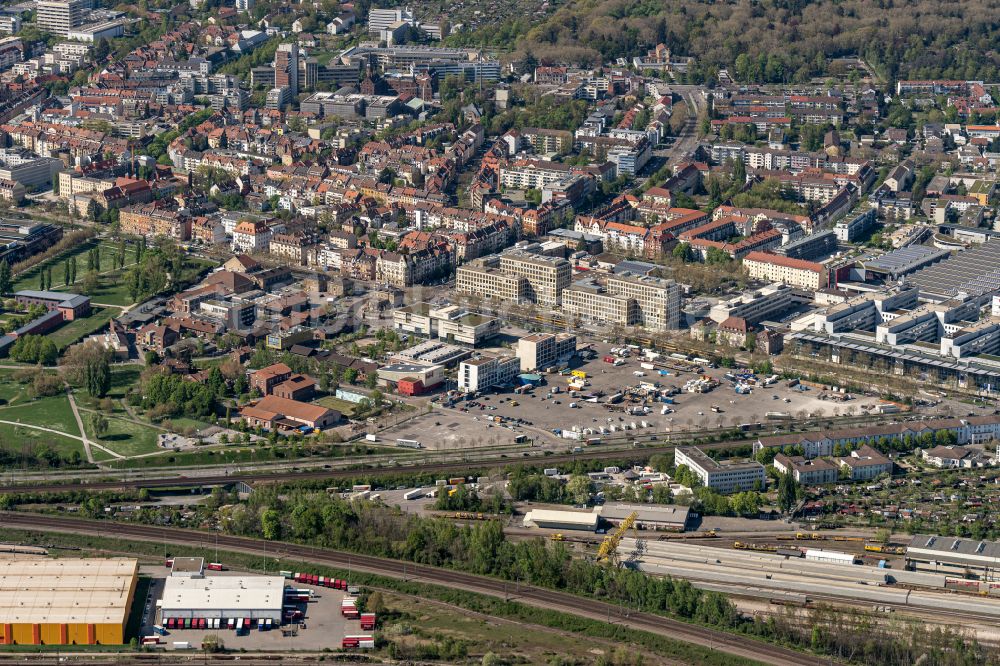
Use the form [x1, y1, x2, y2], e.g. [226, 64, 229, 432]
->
[743, 251, 829, 290]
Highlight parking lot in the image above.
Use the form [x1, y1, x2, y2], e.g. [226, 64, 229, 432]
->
[382, 341, 889, 450]
[139, 568, 363, 651]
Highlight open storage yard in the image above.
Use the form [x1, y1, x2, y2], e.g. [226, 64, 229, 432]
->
[382, 341, 890, 450]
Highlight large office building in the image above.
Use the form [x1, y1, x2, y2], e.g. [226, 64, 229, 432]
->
[0, 558, 138, 645]
[456, 262, 527, 303]
[517, 332, 576, 372]
[392, 302, 499, 346]
[457, 250, 571, 306]
[562, 273, 682, 331]
[36, 0, 88, 36]
[498, 250, 571, 306]
[160, 575, 284, 623]
[675, 446, 766, 494]
[0, 149, 63, 189]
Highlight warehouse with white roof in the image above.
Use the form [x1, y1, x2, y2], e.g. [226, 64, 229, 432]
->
[159, 575, 285, 622]
[522, 509, 598, 531]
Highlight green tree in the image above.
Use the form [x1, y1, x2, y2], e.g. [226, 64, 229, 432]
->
[777, 471, 798, 513]
[261, 508, 282, 540]
[0, 260, 10, 296]
[85, 353, 111, 398]
[89, 413, 109, 439]
[566, 475, 592, 505]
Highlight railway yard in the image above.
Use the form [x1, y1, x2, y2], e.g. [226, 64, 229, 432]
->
[0, 512, 823, 666]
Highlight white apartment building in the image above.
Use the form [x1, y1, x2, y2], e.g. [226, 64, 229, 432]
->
[458, 355, 521, 392]
[675, 446, 766, 494]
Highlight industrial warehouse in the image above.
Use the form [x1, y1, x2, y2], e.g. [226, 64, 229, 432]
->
[160, 575, 285, 623]
[0, 558, 138, 645]
[905, 535, 1000, 580]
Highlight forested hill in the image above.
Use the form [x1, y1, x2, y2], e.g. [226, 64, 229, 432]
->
[479, 0, 1000, 85]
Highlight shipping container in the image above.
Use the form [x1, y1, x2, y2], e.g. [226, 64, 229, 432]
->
[360, 613, 376, 630]
[403, 488, 425, 500]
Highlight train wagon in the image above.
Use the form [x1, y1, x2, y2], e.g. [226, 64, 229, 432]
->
[342, 635, 374, 649]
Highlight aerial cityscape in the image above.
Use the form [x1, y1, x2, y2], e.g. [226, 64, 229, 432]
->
[0, 0, 996, 664]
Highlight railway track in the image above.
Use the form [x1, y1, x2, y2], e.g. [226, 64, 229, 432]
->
[0, 440, 724, 494]
[0, 512, 828, 665]
[0, 413, 907, 495]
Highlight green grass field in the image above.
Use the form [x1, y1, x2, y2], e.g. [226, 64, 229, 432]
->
[13, 239, 138, 294]
[315, 395, 358, 417]
[80, 412, 162, 457]
[0, 421, 85, 459]
[0, 394, 80, 436]
[46, 306, 118, 350]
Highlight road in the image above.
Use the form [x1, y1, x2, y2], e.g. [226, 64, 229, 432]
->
[664, 84, 706, 169]
[0, 512, 829, 665]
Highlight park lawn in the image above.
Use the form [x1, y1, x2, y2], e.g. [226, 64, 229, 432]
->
[0, 371, 37, 406]
[162, 416, 216, 434]
[0, 394, 80, 437]
[13, 238, 141, 294]
[46, 307, 117, 350]
[89, 447, 117, 463]
[80, 412, 162, 457]
[0, 421, 86, 459]
[314, 395, 357, 417]
[64, 270, 135, 306]
[77, 365, 141, 411]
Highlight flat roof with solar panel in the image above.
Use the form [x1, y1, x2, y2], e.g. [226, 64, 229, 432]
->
[906, 242, 1000, 301]
[862, 245, 949, 278]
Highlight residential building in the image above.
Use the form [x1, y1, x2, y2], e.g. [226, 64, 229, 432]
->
[838, 445, 892, 481]
[773, 454, 839, 485]
[231, 218, 271, 253]
[743, 252, 829, 290]
[458, 355, 521, 392]
[675, 446, 766, 494]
